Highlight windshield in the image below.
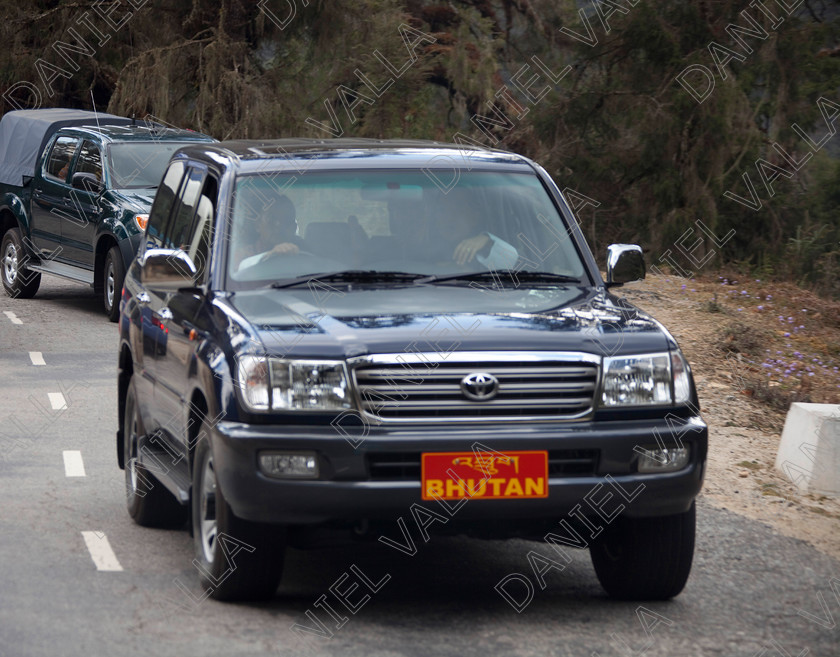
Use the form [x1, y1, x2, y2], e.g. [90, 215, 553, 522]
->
[107, 142, 203, 189]
[226, 170, 587, 288]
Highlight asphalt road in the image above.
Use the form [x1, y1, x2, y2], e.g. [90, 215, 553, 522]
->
[0, 278, 838, 657]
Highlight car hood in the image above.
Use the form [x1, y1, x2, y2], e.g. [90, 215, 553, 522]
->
[222, 284, 674, 359]
[107, 188, 156, 213]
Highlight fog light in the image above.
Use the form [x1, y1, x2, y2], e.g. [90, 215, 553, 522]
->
[637, 446, 689, 473]
[259, 451, 319, 479]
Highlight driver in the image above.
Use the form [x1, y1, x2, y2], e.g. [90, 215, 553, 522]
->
[234, 194, 308, 271]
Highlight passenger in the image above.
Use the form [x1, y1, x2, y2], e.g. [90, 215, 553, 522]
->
[426, 188, 518, 269]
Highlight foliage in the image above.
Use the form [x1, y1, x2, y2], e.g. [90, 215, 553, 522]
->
[1, 0, 839, 295]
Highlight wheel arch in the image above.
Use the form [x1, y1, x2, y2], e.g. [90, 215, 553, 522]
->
[93, 234, 119, 293]
[116, 342, 134, 470]
[0, 208, 19, 237]
[188, 389, 210, 474]
[0, 195, 30, 237]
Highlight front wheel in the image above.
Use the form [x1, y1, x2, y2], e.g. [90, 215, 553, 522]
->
[191, 435, 286, 601]
[1, 228, 40, 299]
[103, 246, 124, 322]
[123, 377, 188, 528]
[590, 503, 696, 600]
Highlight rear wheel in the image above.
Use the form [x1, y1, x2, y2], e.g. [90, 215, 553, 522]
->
[1, 228, 40, 299]
[103, 245, 124, 322]
[123, 378, 188, 528]
[192, 434, 286, 601]
[590, 503, 695, 600]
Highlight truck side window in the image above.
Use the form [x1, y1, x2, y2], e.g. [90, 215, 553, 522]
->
[164, 167, 205, 251]
[74, 140, 103, 182]
[45, 136, 80, 183]
[146, 161, 186, 250]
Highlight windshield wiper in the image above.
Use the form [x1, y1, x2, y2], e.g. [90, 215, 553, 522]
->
[417, 270, 582, 286]
[270, 270, 427, 289]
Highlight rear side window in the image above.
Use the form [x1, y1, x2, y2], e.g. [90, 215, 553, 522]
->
[146, 160, 185, 250]
[45, 136, 80, 183]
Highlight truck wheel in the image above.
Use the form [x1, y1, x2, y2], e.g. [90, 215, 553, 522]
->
[1, 228, 40, 299]
[590, 503, 695, 600]
[103, 246, 124, 322]
[192, 434, 286, 601]
[123, 378, 188, 528]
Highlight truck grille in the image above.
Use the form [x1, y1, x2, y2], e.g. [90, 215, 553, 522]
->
[367, 450, 599, 481]
[350, 352, 599, 423]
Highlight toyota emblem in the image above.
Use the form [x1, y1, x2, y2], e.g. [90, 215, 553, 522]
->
[460, 372, 499, 401]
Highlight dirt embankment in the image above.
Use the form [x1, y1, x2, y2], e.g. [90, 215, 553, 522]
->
[620, 274, 840, 561]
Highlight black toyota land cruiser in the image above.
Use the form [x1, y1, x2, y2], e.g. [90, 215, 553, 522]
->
[117, 139, 707, 602]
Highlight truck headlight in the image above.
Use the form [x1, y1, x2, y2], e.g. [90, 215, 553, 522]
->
[601, 352, 683, 406]
[236, 356, 351, 412]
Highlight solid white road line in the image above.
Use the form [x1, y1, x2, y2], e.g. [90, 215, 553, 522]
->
[63, 451, 86, 477]
[29, 351, 46, 366]
[48, 392, 67, 410]
[3, 311, 22, 325]
[81, 532, 123, 572]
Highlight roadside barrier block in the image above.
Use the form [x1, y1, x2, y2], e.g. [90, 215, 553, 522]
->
[775, 403, 840, 496]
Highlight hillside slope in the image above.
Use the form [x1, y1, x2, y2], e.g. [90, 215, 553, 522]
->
[622, 274, 840, 559]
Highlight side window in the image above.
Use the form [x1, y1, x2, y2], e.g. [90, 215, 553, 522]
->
[45, 136, 80, 183]
[146, 161, 186, 250]
[188, 176, 218, 282]
[164, 167, 204, 251]
[73, 140, 103, 182]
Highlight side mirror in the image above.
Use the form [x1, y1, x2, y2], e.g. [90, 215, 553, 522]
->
[606, 244, 645, 287]
[72, 172, 104, 194]
[140, 248, 197, 292]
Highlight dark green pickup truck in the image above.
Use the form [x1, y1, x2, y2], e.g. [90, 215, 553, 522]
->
[0, 108, 214, 320]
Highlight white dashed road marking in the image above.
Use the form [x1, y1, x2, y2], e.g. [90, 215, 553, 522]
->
[48, 392, 67, 410]
[3, 311, 22, 325]
[29, 351, 46, 366]
[81, 532, 123, 572]
[63, 451, 86, 477]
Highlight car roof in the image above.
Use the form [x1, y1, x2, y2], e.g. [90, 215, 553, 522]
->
[61, 124, 216, 143]
[172, 138, 535, 172]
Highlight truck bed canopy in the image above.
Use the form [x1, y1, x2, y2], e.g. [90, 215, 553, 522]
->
[0, 109, 135, 186]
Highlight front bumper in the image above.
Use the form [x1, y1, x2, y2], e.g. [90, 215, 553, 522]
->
[210, 414, 708, 526]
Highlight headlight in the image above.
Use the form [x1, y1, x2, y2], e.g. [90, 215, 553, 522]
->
[601, 352, 686, 406]
[236, 357, 351, 412]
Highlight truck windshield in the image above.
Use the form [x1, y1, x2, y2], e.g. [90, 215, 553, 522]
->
[107, 142, 201, 189]
[227, 169, 587, 287]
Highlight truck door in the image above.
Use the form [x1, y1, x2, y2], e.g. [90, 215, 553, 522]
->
[30, 135, 80, 259]
[60, 139, 103, 266]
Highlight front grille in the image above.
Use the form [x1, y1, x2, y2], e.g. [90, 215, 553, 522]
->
[351, 352, 599, 422]
[367, 450, 599, 481]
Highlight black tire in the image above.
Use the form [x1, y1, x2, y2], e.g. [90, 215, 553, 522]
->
[1, 228, 40, 299]
[103, 245, 125, 322]
[590, 503, 696, 600]
[192, 434, 286, 601]
[123, 378, 188, 528]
